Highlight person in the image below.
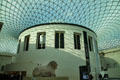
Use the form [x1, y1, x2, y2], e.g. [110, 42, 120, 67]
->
[89, 74, 93, 80]
[98, 74, 102, 80]
[103, 74, 108, 80]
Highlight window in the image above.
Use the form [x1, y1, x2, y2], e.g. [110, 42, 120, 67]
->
[17, 39, 21, 53]
[88, 36, 93, 51]
[37, 32, 46, 49]
[1, 66, 4, 71]
[24, 35, 30, 51]
[74, 33, 81, 49]
[95, 40, 98, 53]
[0, 22, 3, 31]
[55, 31, 64, 48]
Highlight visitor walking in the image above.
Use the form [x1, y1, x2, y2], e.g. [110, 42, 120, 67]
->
[89, 74, 93, 80]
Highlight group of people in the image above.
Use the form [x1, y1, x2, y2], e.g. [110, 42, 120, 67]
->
[0, 74, 23, 80]
[99, 74, 109, 80]
[83, 73, 108, 80]
[82, 73, 93, 80]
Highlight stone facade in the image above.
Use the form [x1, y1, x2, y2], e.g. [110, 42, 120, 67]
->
[99, 47, 120, 78]
[5, 23, 101, 80]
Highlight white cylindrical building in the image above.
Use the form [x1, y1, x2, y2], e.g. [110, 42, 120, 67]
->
[5, 23, 101, 80]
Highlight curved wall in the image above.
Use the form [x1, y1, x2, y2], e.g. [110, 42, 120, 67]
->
[100, 47, 120, 78]
[6, 24, 101, 80]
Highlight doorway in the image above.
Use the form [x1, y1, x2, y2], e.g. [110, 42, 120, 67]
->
[79, 66, 89, 80]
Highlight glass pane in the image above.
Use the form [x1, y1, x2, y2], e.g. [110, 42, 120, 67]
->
[77, 35, 80, 49]
[24, 35, 30, 51]
[17, 39, 21, 53]
[37, 34, 41, 49]
[55, 33, 59, 48]
[74, 34, 77, 49]
[37, 33, 46, 49]
[60, 33, 64, 48]
[88, 36, 93, 51]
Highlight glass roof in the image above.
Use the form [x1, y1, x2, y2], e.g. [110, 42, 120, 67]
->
[0, 0, 120, 53]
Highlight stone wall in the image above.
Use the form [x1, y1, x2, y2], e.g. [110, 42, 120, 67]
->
[99, 47, 120, 78]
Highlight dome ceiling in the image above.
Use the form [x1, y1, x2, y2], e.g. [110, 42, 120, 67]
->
[0, 0, 120, 53]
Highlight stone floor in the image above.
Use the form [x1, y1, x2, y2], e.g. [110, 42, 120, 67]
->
[23, 77, 69, 80]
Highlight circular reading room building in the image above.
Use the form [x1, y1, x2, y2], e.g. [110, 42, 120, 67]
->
[5, 23, 101, 80]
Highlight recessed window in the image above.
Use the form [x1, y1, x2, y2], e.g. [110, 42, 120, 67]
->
[1, 66, 4, 71]
[95, 40, 98, 53]
[24, 35, 30, 51]
[0, 22, 3, 31]
[55, 31, 64, 48]
[74, 33, 81, 49]
[88, 36, 93, 51]
[17, 39, 21, 53]
[37, 32, 46, 49]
